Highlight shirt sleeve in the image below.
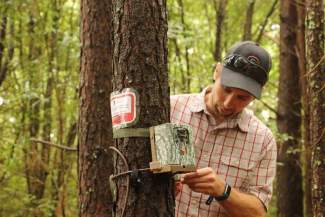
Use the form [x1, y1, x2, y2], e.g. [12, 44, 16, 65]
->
[245, 130, 277, 209]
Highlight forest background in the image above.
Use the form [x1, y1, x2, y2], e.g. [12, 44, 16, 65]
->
[0, 0, 324, 217]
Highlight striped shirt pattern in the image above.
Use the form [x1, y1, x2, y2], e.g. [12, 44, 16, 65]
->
[171, 90, 277, 217]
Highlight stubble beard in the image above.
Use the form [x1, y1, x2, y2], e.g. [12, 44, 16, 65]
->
[215, 104, 237, 119]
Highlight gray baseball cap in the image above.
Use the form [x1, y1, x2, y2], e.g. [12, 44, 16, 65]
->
[221, 41, 272, 99]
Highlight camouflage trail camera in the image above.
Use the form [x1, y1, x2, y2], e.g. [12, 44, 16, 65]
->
[149, 123, 196, 173]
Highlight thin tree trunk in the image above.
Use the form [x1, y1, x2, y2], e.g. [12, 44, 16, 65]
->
[171, 38, 185, 92]
[40, 3, 58, 214]
[243, 0, 255, 41]
[203, 1, 214, 50]
[306, 0, 325, 216]
[51, 3, 78, 213]
[177, 0, 191, 92]
[112, 0, 173, 216]
[255, 0, 278, 43]
[52, 71, 66, 217]
[52, 122, 77, 217]
[78, 0, 114, 216]
[0, 15, 7, 84]
[214, 0, 227, 62]
[0, 1, 14, 87]
[24, 12, 45, 217]
[276, 0, 303, 216]
[43, 2, 67, 216]
[295, 1, 313, 216]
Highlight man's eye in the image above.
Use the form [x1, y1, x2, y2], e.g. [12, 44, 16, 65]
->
[238, 96, 249, 101]
[223, 86, 232, 93]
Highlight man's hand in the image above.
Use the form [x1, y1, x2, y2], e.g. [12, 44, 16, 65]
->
[180, 167, 266, 217]
[175, 181, 183, 197]
[180, 167, 225, 197]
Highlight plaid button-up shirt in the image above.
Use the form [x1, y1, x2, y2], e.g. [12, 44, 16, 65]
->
[171, 89, 277, 217]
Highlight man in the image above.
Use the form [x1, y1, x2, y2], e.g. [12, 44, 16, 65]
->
[171, 41, 277, 217]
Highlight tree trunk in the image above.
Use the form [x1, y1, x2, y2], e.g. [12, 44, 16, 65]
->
[242, 0, 255, 41]
[43, 2, 68, 216]
[0, 0, 14, 87]
[214, 0, 227, 62]
[255, 0, 278, 43]
[306, 0, 325, 216]
[52, 122, 77, 217]
[276, 0, 304, 217]
[0, 15, 7, 86]
[112, 0, 173, 217]
[24, 13, 44, 217]
[78, 0, 114, 216]
[295, 1, 313, 216]
[171, 37, 184, 92]
[177, 0, 191, 93]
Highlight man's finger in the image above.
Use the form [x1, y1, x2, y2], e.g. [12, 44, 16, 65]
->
[182, 168, 214, 180]
[181, 176, 211, 185]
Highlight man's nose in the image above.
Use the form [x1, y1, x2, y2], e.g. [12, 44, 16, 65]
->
[223, 95, 235, 108]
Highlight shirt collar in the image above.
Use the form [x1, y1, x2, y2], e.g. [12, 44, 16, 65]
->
[188, 88, 208, 113]
[188, 88, 250, 132]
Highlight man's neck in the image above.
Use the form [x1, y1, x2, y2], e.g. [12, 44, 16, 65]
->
[204, 87, 226, 125]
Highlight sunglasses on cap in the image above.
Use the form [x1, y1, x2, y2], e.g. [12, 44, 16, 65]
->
[223, 54, 268, 85]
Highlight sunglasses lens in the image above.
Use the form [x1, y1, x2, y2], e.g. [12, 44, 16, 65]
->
[223, 55, 268, 85]
[233, 57, 247, 69]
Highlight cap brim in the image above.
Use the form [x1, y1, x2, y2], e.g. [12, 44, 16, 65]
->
[221, 67, 262, 99]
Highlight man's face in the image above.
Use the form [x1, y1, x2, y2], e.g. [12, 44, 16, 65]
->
[207, 64, 254, 118]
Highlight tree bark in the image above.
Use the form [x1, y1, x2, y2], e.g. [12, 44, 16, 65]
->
[276, 0, 303, 217]
[0, 15, 7, 85]
[214, 0, 227, 62]
[112, 0, 173, 216]
[306, 0, 325, 216]
[242, 0, 255, 41]
[78, 0, 114, 216]
[295, 1, 313, 216]
[0, 0, 14, 87]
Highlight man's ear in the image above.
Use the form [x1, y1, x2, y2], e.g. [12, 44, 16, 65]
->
[213, 63, 222, 81]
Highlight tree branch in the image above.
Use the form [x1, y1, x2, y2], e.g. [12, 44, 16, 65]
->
[259, 99, 281, 117]
[30, 138, 77, 152]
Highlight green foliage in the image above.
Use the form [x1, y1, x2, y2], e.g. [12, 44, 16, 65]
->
[0, 0, 79, 216]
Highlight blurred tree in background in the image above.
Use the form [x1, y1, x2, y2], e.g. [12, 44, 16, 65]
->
[0, 0, 79, 216]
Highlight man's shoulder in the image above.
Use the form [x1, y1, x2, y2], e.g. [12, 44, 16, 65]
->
[170, 93, 198, 100]
[242, 109, 274, 138]
[170, 93, 201, 121]
[170, 93, 199, 106]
